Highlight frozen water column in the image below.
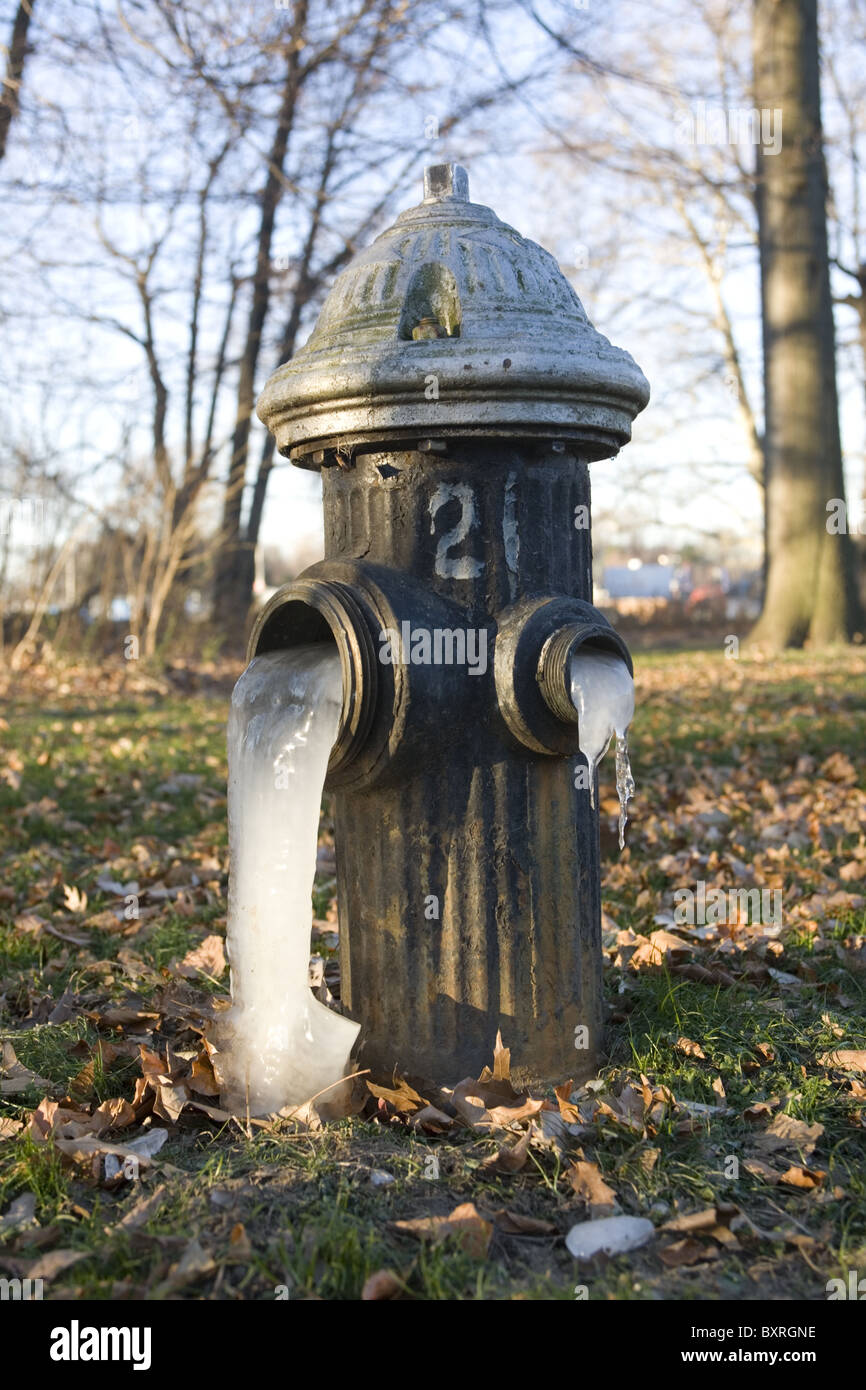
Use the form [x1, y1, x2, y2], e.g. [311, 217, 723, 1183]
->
[251, 164, 650, 1090]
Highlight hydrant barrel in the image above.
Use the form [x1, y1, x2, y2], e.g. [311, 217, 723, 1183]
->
[254, 164, 649, 1090]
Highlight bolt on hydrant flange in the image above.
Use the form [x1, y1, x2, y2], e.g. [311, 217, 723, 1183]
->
[252, 163, 649, 1090]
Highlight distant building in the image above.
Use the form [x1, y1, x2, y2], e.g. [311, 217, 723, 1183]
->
[601, 563, 680, 601]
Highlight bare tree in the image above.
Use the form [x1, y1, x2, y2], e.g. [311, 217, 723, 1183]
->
[750, 0, 860, 646]
[211, 0, 493, 625]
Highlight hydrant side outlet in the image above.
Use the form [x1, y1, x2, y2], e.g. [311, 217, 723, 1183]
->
[253, 166, 649, 1090]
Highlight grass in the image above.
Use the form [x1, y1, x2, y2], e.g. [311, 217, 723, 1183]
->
[0, 648, 865, 1300]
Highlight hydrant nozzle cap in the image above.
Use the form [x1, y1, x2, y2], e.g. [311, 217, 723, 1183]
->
[423, 163, 469, 202]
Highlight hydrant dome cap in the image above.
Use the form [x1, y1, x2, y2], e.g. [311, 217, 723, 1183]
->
[257, 164, 650, 462]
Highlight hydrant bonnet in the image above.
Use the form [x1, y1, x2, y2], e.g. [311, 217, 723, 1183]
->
[257, 163, 650, 461]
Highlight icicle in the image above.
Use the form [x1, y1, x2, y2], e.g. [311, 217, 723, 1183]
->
[213, 645, 359, 1115]
[569, 649, 636, 848]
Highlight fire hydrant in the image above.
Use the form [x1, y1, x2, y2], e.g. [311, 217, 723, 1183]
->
[251, 164, 649, 1089]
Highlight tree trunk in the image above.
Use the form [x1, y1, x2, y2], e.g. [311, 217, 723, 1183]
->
[749, 0, 860, 648]
[0, 0, 36, 163]
[213, 12, 307, 632]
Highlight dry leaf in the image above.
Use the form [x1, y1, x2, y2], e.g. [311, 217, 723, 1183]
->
[62, 883, 88, 914]
[117, 1184, 167, 1231]
[675, 1037, 706, 1060]
[189, 1049, 221, 1097]
[778, 1165, 826, 1190]
[13, 913, 47, 937]
[155, 1238, 215, 1295]
[91, 1097, 137, 1132]
[662, 1207, 722, 1234]
[744, 1158, 782, 1184]
[566, 1160, 618, 1214]
[553, 1080, 582, 1124]
[27, 1248, 87, 1281]
[1, 1042, 52, 1095]
[742, 1101, 776, 1122]
[226, 1222, 253, 1261]
[631, 929, 697, 968]
[0, 1192, 36, 1235]
[753, 1113, 824, 1158]
[820, 752, 856, 784]
[185, 1099, 242, 1125]
[69, 1041, 121, 1103]
[361, 1269, 404, 1300]
[595, 1088, 646, 1135]
[27, 1097, 105, 1142]
[818, 1049, 866, 1073]
[450, 1075, 545, 1131]
[491, 1209, 556, 1236]
[176, 934, 226, 980]
[367, 1076, 427, 1113]
[138, 1043, 167, 1078]
[483, 1128, 532, 1174]
[152, 1079, 190, 1124]
[660, 1237, 715, 1267]
[393, 1201, 493, 1257]
[411, 1104, 453, 1133]
[489, 1030, 511, 1081]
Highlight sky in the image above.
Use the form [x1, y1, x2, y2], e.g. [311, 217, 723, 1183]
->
[2, 0, 864, 590]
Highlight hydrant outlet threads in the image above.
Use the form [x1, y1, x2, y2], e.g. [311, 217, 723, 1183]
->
[537, 620, 634, 726]
[495, 597, 633, 756]
[248, 577, 377, 779]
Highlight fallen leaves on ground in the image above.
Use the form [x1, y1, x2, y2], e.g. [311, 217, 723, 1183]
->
[660, 1237, 717, 1267]
[393, 1201, 493, 1258]
[361, 1269, 404, 1301]
[818, 1049, 866, 1073]
[1, 651, 864, 1300]
[171, 934, 226, 982]
[752, 1113, 824, 1159]
[26, 1248, 89, 1281]
[565, 1160, 618, 1214]
[0, 1042, 52, 1095]
[482, 1129, 532, 1174]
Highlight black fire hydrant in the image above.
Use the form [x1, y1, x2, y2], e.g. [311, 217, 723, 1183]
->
[251, 164, 649, 1089]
